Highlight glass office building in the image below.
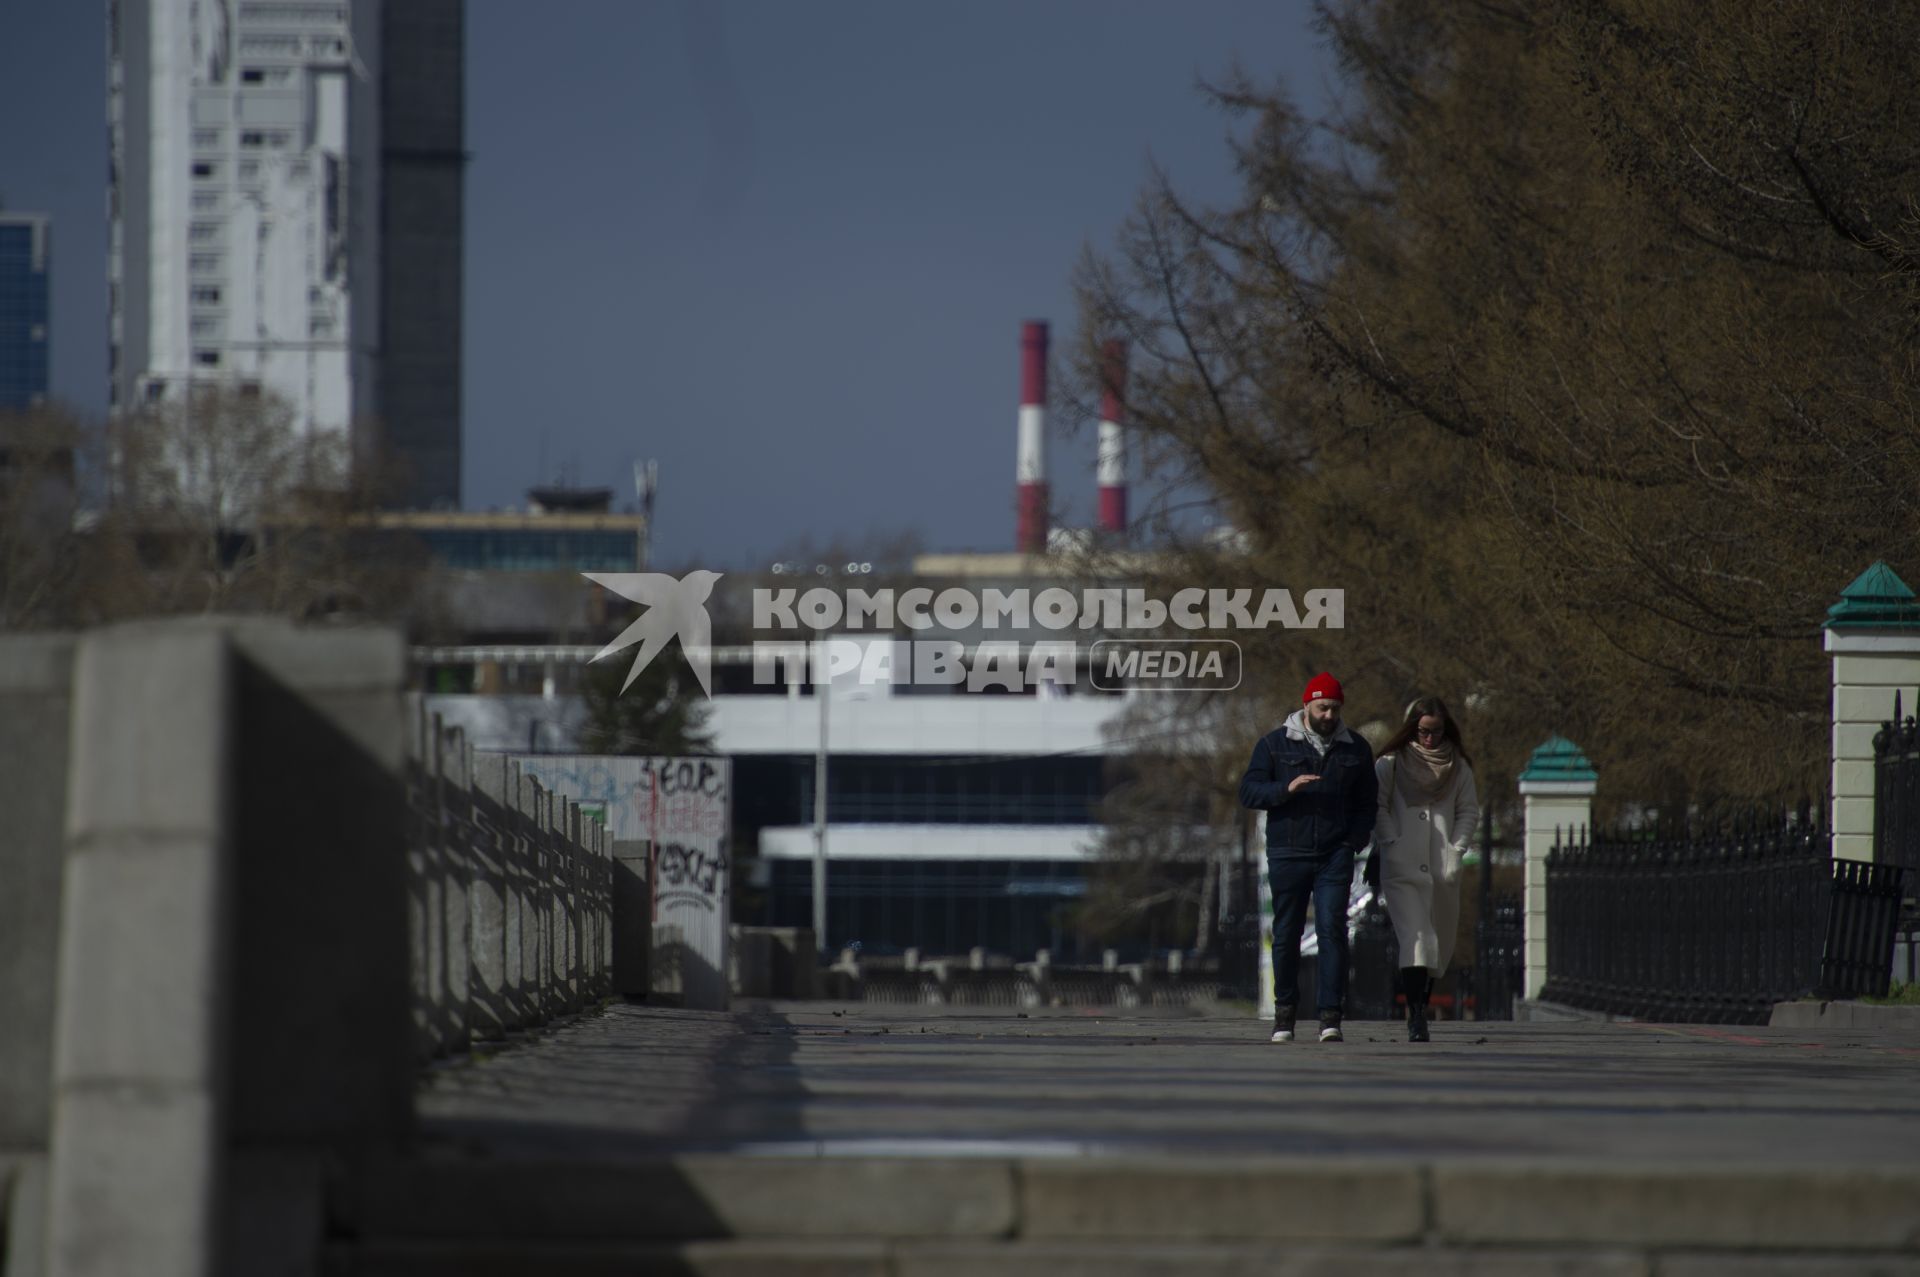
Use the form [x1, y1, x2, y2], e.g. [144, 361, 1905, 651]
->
[365, 511, 644, 573]
[0, 214, 50, 411]
[407, 525, 640, 573]
[744, 752, 1107, 959]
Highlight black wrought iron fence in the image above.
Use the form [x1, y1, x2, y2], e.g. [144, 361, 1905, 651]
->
[1457, 807, 1524, 1020]
[1873, 692, 1920, 983]
[1468, 892, 1525, 1020]
[1825, 859, 1909, 996]
[1216, 856, 1263, 1001]
[1540, 810, 1904, 1023]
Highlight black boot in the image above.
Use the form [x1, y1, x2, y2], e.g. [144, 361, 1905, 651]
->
[1403, 968, 1431, 1042]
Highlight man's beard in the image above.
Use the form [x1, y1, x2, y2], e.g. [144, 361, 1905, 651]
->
[1311, 715, 1337, 737]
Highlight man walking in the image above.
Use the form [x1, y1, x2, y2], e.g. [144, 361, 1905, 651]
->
[1239, 673, 1378, 1043]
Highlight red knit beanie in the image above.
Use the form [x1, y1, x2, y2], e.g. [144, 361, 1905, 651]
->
[1302, 672, 1344, 705]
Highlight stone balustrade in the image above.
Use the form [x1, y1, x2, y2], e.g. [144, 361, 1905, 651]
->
[0, 619, 634, 1277]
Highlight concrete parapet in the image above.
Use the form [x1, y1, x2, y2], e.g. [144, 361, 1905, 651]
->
[225, 630, 412, 1146]
[48, 623, 237, 1277]
[0, 635, 75, 1153]
[0, 620, 622, 1277]
[1, 1151, 50, 1277]
[39, 620, 418, 1277]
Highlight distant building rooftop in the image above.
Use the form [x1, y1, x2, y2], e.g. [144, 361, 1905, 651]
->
[527, 485, 615, 515]
[356, 500, 645, 575]
[365, 509, 642, 532]
[911, 548, 1171, 578]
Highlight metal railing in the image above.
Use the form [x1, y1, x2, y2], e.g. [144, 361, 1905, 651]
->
[1541, 812, 1905, 1023]
[1872, 692, 1920, 983]
[1466, 892, 1525, 1020]
[819, 949, 1223, 1007]
[1459, 806, 1524, 1020]
[1825, 858, 1909, 997]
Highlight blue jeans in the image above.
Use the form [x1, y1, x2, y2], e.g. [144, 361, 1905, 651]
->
[1268, 848, 1355, 1017]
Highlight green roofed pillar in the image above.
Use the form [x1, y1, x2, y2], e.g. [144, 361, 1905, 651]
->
[1518, 737, 1597, 1002]
[1825, 561, 1920, 863]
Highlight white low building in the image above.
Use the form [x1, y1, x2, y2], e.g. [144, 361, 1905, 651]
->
[420, 647, 1211, 960]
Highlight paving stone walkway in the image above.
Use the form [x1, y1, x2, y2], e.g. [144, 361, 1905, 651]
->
[414, 1001, 1920, 1167]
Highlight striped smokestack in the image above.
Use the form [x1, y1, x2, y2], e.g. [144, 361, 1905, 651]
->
[1016, 320, 1049, 554]
[1097, 338, 1129, 537]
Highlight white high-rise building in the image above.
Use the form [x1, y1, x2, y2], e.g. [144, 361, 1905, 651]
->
[108, 0, 467, 511]
[109, 0, 385, 445]
[108, 0, 468, 514]
[112, 0, 385, 443]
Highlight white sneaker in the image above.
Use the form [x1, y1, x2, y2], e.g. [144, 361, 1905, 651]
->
[1270, 1027, 1295, 1043]
[1319, 1023, 1344, 1043]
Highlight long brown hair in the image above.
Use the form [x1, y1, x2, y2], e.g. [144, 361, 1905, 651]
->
[1376, 694, 1473, 766]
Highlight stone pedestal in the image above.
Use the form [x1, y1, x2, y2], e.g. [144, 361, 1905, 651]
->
[1518, 738, 1597, 1001]
[1823, 562, 1920, 863]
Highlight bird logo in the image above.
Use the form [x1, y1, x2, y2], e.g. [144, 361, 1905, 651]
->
[583, 570, 724, 697]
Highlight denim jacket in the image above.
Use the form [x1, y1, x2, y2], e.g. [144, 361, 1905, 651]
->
[1238, 716, 1379, 859]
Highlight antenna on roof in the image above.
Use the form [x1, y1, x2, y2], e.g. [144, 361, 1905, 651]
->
[634, 459, 658, 569]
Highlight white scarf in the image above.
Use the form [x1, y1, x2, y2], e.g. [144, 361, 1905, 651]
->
[1396, 739, 1457, 802]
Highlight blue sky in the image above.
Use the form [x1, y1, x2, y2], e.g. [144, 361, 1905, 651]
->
[0, 0, 1329, 567]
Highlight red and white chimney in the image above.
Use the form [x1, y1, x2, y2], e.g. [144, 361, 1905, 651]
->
[1016, 320, 1049, 554]
[1097, 338, 1129, 537]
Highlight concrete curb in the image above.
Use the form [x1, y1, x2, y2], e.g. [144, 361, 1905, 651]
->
[1516, 996, 1920, 1031]
[334, 1240, 1658, 1277]
[1432, 1161, 1920, 1248]
[1769, 999, 1920, 1030]
[344, 1156, 1920, 1252]
[1513, 998, 1638, 1023]
[348, 1156, 1018, 1242]
[1020, 1157, 1422, 1242]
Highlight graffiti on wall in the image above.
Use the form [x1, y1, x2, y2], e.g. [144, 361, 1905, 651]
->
[512, 753, 732, 1011]
[641, 757, 728, 913]
[514, 755, 731, 914]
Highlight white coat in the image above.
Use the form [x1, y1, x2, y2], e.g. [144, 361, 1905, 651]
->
[1371, 752, 1480, 973]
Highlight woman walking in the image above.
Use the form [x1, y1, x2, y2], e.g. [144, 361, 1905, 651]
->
[1369, 696, 1480, 1042]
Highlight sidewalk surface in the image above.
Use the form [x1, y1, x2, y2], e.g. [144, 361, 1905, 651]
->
[415, 1001, 1920, 1167]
